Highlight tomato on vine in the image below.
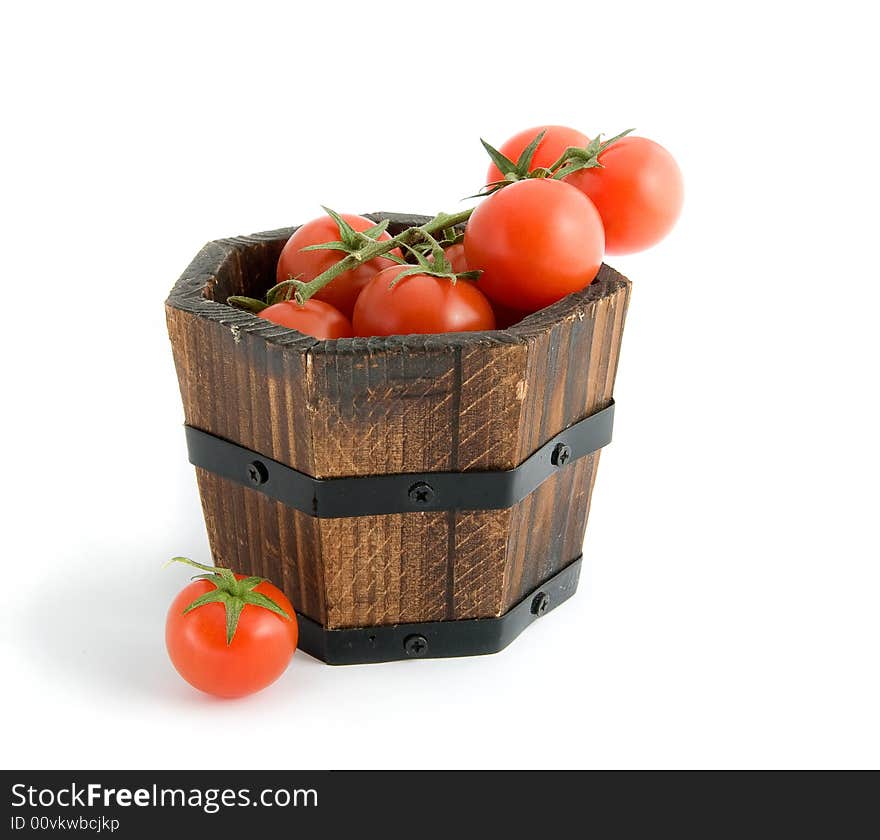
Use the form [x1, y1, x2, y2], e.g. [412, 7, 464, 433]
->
[464, 178, 605, 312]
[258, 298, 353, 339]
[566, 136, 683, 254]
[442, 243, 469, 275]
[165, 558, 298, 698]
[485, 125, 682, 255]
[276, 210, 401, 319]
[485, 124, 590, 185]
[353, 245, 495, 336]
[240, 124, 677, 332]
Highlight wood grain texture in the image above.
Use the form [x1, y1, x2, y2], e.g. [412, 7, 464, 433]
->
[167, 215, 630, 629]
[501, 268, 630, 609]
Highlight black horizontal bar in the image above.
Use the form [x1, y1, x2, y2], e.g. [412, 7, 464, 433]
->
[297, 556, 582, 664]
[185, 401, 613, 518]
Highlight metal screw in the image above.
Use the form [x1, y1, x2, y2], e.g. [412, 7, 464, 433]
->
[408, 482, 435, 506]
[551, 443, 571, 467]
[404, 634, 429, 657]
[247, 460, 268, 486]
[531, 592, 550, 616]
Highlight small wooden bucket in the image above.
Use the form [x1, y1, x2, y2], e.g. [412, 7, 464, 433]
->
[166, 213, 630, 664]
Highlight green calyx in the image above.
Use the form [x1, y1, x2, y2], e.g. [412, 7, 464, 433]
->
[226, 295, 269, 313]
[166, 557, 291, 645]
[387, 232, 480, 289]
[298, 206, 390, 258]
[477, 128, 635, 196]
[477, 129, 550, 194]
[548, 129, 635, 180]
[227, 276, 306, 313]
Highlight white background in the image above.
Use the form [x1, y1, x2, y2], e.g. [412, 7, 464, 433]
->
[2, 1, 878, 770]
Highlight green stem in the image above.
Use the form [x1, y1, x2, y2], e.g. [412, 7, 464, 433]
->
[265, 279, 300, 304]
[546, 128, 636, 176]
[294, 208, 474, 303]
[165, 556, 222, 574]
[227, 295, 268, 314]
[166, 556, 291, 644]
[545, 148, 576, 174]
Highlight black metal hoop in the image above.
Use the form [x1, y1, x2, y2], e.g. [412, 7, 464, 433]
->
[184, 401, 614, 518]
[297, 556, 582, 665]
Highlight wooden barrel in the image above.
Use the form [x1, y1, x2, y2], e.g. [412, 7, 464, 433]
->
[166, 213, 631, 663]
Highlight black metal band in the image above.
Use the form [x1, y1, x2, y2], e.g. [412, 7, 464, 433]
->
[185, 401, 613, 518]
[297, 556, 582, 665]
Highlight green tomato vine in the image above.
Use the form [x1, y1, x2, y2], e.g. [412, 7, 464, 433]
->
[227, 129, 633, 311]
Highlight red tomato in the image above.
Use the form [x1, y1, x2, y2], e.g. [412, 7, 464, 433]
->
[166, 575, 298, 698]
[486, 125, 590, 184]
[443, 243, 469, 274]
[353, 267, 496, 336]
[566, 136, 683, 255]
[258, 299, 353, 339]
[276, 213, 401, 319]
[427, 243, 469, 274]
[464, 179, 605, 312]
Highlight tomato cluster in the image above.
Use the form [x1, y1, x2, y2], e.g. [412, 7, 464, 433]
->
[245, 124, 682, 340]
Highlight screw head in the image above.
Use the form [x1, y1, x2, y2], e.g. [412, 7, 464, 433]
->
[531, 592, 550, 616]
[247, 460, 269, 486]
[551, 443, 571, 467]
[408, 482, 435, 506]
[404, 634, 429, 657]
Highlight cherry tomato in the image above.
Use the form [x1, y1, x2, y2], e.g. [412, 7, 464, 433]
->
[166, 575, 298, 698]
[276, 213, 401, 319]
[258, 299, 353, 339]
[486, 125, 590, 184]
[426, 243, 468, 273]
[565, 136, 683, 255]
[353, 267, 496, 336]
[429, 245, 527, 329]
[443, 243, 469, 274]
[464, 179, 604, 312]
